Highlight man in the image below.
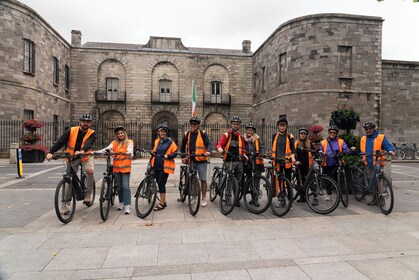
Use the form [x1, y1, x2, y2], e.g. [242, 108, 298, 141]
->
[46, 114, 97, 212]
[217, 115, 248, 207]
[360, 121, 395, 206]
[180, 116, 213, 207]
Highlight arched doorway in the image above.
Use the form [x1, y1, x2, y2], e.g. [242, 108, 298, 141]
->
[97, 110, 125, 148]
[205, 112, 228, 146]
[152, 111, 179, 145]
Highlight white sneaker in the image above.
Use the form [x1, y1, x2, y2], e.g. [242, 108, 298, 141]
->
[118, 203, 124, 210]
[124, 205, 131, 214]
[60, 204, 70, 215]
[201, 197, 207, 207]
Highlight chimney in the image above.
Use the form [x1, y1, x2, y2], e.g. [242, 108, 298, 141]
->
[71, 30, 82, 46]
[242, 40, 251, 53]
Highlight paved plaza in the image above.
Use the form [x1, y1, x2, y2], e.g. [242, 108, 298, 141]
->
[0, 158, 419, 279]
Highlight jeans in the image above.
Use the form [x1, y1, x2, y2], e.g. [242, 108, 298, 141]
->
[114, 172, 131, 206]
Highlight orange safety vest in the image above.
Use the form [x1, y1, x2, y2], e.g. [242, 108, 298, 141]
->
[321, 138, 343, 166]
[294, 141, 313, 166]
[272, 132, 294, 169]
[223, 132, 244, 160]
[151, 138, 178, 174]
[247, 134, 264, 165]
[112, 139, 133, 173]
[66, 126, 94, 162]
[185, 129, 207, 162]
[360, 134, 385, 166]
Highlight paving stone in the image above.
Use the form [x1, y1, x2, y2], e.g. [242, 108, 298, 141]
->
[250, 239, 309, 260]
[102, 245, 158, 268]
[300, 261, 369, 280]
[206, 240, 260, 263]
[0, 249, 56, 273]
[44, 247, 110, 271]
[350, 258, 419, 280]
[71, 267, 133, 280]
[158, 243, 209, 266]
[192, 269, 251, 280]
[292, 236, 352, 257]
[8, 270, 74, 280]
[247, 266, 311, 280]
[0, 232, 53, 250]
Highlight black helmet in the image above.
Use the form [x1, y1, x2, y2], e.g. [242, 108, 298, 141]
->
[79, 114, 92, 121]
[114, 126, 126, 134]
[299, 127, 309, 134]
[328, 124, 339, 132]
[230, 115, 242, 123]
[276, 114, 288, 126]
[363, 121, 376, 129]
[189, 116, 201, 124]
[157, 123, 169, 132]
[245, 123, 256, 131]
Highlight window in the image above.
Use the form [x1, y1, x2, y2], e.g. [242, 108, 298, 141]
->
[210, 81, 222, 103]
[23, 39, 35, 74]
[106, 77, 119, 100]
[279, 53, 286, 83]
[24, 109, 34, 120]
[338, 46, 352, 77]
[262, 67, 265, 92]
[159, 79, 172, 102]
[53, 57, 59, 85]
[64, 65, 70, 90]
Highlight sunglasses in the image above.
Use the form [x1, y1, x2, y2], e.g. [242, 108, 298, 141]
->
[329, 131, 337, 134]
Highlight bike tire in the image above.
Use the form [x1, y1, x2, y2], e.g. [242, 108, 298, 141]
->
[134, 177, 157, 219]
[305, 175, 340, 215]
[209, 169, 220, 202]
[188, 174, 201, 216]
[54, 178, 76, 224]
[243, 175, 272, 214]
[270, 176, 293, 217]
[99, 177, 112, 221]
[178, 166, 187, 203]
[415, 149, 419, 160]
[338, 171, 349, 207]
[405, 150, 414, 160]
[290, 171, 301, 201]
[399, 150, 406, 160]
[111, 177, 116, 206]
[351, 167, 366, 201]
[220, 175, 238, 215]
[377, 175, 394, 215]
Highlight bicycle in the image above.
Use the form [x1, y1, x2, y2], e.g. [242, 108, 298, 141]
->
[134, 149, 159, 219]
[177, 152, 208, 216]
[52, 152, 96, 224]
[351, 151, 394, 215]
[328, 151, 349, 208]
[392, 142, 405, 160]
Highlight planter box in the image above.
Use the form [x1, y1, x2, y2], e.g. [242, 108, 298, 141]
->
[22, 150, 45, 163]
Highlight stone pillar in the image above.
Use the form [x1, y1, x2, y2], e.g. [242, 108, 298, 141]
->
[71, 30, 82, 46]
[242, 40, 251, 53]
[9, 143, 19, 164]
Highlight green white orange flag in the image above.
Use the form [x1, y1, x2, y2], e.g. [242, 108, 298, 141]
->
[191, 80, 197, 116]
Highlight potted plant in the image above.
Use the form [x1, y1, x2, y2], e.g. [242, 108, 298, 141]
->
[308, 124, 324, 150]
[23, 119, 43, 132]
[19, 119, 46, 163]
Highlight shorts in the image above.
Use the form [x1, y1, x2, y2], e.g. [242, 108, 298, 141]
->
[194, 161, 208, 181]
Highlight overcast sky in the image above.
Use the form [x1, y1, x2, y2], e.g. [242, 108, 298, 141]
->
[19, 0, 418, 61]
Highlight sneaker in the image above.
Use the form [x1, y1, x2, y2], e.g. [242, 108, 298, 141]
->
[379, 196, 386, 207]
[201, 197, 207, 207]
[124, 205, 131, 214]
[276, 198, 286, 208]
[60, 204, 70, 215]
[83, 195, 92, 205]
[118, 203, 124, 210]
[324, 195, 331, 202]
[367, 197, 377, 206]
[253, 198, 260, 207]
[312, 198, 319, 206]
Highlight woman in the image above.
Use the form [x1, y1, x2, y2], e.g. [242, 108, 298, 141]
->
[294, 127, 314, 202]
[96, 126, 133, 214]
[152, 123, 178, 211]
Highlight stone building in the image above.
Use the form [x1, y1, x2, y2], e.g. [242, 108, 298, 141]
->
[1, 0, 418, 145]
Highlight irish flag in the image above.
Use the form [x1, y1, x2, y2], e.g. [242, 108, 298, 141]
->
[191, 80, 197, 116]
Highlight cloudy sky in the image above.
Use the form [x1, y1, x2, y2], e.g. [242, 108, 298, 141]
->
[19, 0, 418, 61]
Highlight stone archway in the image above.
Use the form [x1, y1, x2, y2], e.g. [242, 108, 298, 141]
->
[152, 111, 179, 145]
[204, 112, 228, 147]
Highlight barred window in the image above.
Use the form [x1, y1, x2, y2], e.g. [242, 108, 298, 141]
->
[53, 57, 59, 85]
[23, 39, 35, 74]
[106, 77, 119, 100]
[159, 79, 172, 102]
[210, 81, 222, 103]
[64, 65, 70, 90]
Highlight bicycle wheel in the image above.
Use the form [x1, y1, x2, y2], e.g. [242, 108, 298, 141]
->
[351, 167, 366, 201]
[377, 175, 394, 215]
[405, 150, 414, 160]
[290, 171, 301, 201]
[178, 166, 187, 203]
[54, 179, 76, 224]
[270, 176, 293, 217]
[209, 169, 220, 202]
[338, 171, 349, 207]
[134, 177, 157, 219]
[110, 177, 116, 206]
[188, 174, 201, 216]
[415, 149, 419, 160]
[243, 175, 272, 214]
[305, 175, 340, 215]
[399, 150, 406, 160]
[100, 177, 112, 221]
[220, 175, 238, 215]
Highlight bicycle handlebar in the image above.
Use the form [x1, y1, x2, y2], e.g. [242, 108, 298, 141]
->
[52, 151, 94, 160]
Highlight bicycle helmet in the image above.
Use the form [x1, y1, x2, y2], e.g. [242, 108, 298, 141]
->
[363, 121, 376, 129]
[157, 123, 169, 132]
[189, 116, 201, 124]
[230, 115, 242, 123]
[299, 127, 309, 134]
[276, 114, 288, 126]
[245, 123, 256, 131]
[328, 124, 339, 132]
[114, 126, 126, 134]
[79, 114, 92, 121]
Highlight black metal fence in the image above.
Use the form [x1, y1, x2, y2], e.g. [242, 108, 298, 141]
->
[0, 120, 304, 154]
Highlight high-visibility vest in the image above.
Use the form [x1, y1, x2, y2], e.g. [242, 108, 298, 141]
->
[185, 129, 207, 162]
[321, 138, 343, 166]
[151, 138, 178, 174]
[272, 132, 294, 169]
[66, 126, 94, 162]
[112, 139, 133, 173]
[294, 141, 313, 166]
[360, 134, 385, 166]
[223, 132, 244, 160]
[246, 134, 264, 165]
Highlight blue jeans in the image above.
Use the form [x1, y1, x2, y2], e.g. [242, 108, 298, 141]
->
[114, 172, 131, 206]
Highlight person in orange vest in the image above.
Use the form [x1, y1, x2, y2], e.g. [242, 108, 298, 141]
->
[243, 123, 265, 207]
[152, 123, 178, 211]
[46, 114, 97, 214]
[179, 116, 213, 207]
[294, 127, 315, 203]
[217, 115, 248, 207]
[360, 121, 395, 206]
[96, 126, 134, 214]
[271, 114, 296, 207]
